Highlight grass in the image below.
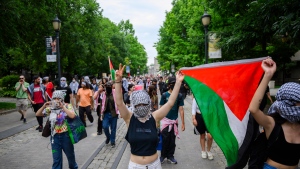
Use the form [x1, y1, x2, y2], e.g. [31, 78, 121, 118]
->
[0, 102, 16, 111]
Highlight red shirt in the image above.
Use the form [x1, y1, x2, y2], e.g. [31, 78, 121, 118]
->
[45, 82, 54, 99]
[33, 84, 44, 104]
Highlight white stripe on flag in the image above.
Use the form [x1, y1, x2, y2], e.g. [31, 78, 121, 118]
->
[223, 101, 250, 148]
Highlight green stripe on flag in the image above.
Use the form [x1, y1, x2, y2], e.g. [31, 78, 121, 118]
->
[111, 69, 116, 81]
[185, 76, 239, 166]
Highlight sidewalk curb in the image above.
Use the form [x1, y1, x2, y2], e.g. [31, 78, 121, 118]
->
[0, 109, 17, 115]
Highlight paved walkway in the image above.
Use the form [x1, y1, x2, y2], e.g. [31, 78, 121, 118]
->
[83, 95, 230, 169]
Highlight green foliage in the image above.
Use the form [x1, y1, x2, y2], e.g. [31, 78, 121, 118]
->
[0, 88, 17, 98]
[156, 0, 300, 77]
[0, 102, 16, 110]
[0, 0, 147, 78]
[0, 75, 19, 89]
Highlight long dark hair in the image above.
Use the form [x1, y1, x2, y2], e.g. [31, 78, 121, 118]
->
[148, 85, 157, 99]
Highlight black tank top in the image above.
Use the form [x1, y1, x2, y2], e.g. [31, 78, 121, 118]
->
[125, 115, 158, 156]
[268, 125, 300, 166]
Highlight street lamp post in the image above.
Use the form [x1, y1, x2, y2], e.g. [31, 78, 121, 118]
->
[171, 62, 175, 76]
[52, 15, 62, 80]
[201, 11, 211, 64]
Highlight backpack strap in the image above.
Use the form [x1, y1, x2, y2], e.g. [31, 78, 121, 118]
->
[267, 122, 281, 148]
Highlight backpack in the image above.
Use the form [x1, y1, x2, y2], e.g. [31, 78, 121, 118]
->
[247, 123, 281, 169]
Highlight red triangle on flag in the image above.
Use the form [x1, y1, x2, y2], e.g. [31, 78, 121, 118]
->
[181, 58, 264, 121]
[109, 58, 114, 71]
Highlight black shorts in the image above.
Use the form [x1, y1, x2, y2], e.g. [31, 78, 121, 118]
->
[195, 113, 209, 134]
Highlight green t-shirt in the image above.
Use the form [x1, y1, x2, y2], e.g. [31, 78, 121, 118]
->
[159, 92, 184, 120]
[15, 82, 29, 98]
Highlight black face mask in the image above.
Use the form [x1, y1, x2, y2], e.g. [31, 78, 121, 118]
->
[106, 87, 112, 94]
[169, 84, 174, 90]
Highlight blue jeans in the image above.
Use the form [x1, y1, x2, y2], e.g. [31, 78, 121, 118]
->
[102, 112, 118, 144]
[51, 132, 78, 169]
[263, 163, 277, 169]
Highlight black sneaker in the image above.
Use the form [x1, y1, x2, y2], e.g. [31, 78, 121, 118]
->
[160, 156, 166, 164]
[111, 143, 115, 148]
[36, 126, 40, 130]
[20, 115, 24, 121]
[167, 157, 178, 164]
[105, 137, 110, 144]
[38, 126, 43, 132]
[23, 118, 27, 123]
[97, 132, 102, 135]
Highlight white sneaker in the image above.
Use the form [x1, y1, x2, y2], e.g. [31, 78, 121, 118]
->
[201, 151, 207, 159]
[207, 151, 214, 160]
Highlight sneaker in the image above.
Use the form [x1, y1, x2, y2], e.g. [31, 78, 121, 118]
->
[207, 152, 214, 160]
[97, 131, 102, 135]
[23, 118, 27, 123]
[111, 143, 115, 148]
[167, 157, 178, 164]
[36, 126, 40, 130]
[160, 156, 166, 164]
[201, 151, 207, 159]
[105, 137, 110, 144]
[38, 126, 43, 132]
[20, 115, 24, 121]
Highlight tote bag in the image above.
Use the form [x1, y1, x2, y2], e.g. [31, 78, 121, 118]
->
[65, 111, 87, 144]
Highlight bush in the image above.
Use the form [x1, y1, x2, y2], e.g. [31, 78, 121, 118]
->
[0, 75, 19, 89]
[0, 102, 16, 110]
[0, 88, 17, 97]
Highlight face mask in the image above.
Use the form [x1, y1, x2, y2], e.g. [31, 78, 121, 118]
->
[106, 87, 112, 94]
[50, 100, 61, 110]
[133, 105, 150, 118]
[60, 81, 66, 87]
[72, 80, 75, 82]
[169, 84, 174, 90]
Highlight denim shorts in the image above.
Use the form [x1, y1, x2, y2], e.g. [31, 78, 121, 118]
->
[263, 163, 277, 169]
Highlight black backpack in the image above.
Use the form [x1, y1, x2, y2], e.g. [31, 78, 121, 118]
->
[247, 123, 281, 169]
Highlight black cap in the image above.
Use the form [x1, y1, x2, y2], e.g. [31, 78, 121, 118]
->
[168, 77, 176, 84]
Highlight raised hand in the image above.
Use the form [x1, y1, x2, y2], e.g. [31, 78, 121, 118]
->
[262, 57, 276, 75]
[176, 71, 185, 82]
[115, 63, 125, 82]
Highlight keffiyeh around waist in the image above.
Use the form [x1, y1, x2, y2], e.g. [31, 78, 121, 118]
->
[268, 82, 300, 123]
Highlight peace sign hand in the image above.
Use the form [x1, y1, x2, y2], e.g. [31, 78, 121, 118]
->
[115, 63, 125, 82]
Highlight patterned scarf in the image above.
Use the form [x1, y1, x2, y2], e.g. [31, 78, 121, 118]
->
[268, 82, 300, 123]
[131, 90, 151, 121]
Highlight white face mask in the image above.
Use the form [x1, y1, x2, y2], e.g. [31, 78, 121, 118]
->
[72, 80, 75, 82]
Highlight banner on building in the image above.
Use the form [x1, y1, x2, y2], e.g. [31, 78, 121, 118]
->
[209, 33, 222, 59]
[45, 36, 56, 62]
[126, 66, 130, 73]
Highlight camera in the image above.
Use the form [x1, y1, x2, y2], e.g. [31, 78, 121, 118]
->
[50, 100, 60, 110]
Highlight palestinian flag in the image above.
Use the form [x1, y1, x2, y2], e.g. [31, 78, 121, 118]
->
[108, 56, 116, 81]
[180, 57, 265, 166]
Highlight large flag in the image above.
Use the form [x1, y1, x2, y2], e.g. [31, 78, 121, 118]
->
[180, 57, 265, 166]
[108, 56, 116, 81]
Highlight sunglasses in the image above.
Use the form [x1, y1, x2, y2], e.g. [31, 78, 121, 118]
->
[19, 78, 24, 79]
[61, 80, 66, 81]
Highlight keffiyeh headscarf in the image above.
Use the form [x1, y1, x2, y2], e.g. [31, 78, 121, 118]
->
[131, 90, 151, 122]
[49, 91, 66, 143]
[268, 82, 300, 123]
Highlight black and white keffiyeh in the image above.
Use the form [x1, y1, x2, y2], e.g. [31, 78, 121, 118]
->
[131, 90, 151, 121]
[268, 82, 300, 123]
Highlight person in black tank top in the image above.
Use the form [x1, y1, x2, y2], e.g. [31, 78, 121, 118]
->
[113, 63, 185, 168]
[249, 58, 300, 169]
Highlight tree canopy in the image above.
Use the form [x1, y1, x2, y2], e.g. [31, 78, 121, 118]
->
[0, 0, 147, 79]
[155, 0, 299, 79]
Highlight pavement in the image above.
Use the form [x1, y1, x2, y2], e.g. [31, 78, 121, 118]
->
[0, 96, 229, 169]
[0, 96, 249, 169]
